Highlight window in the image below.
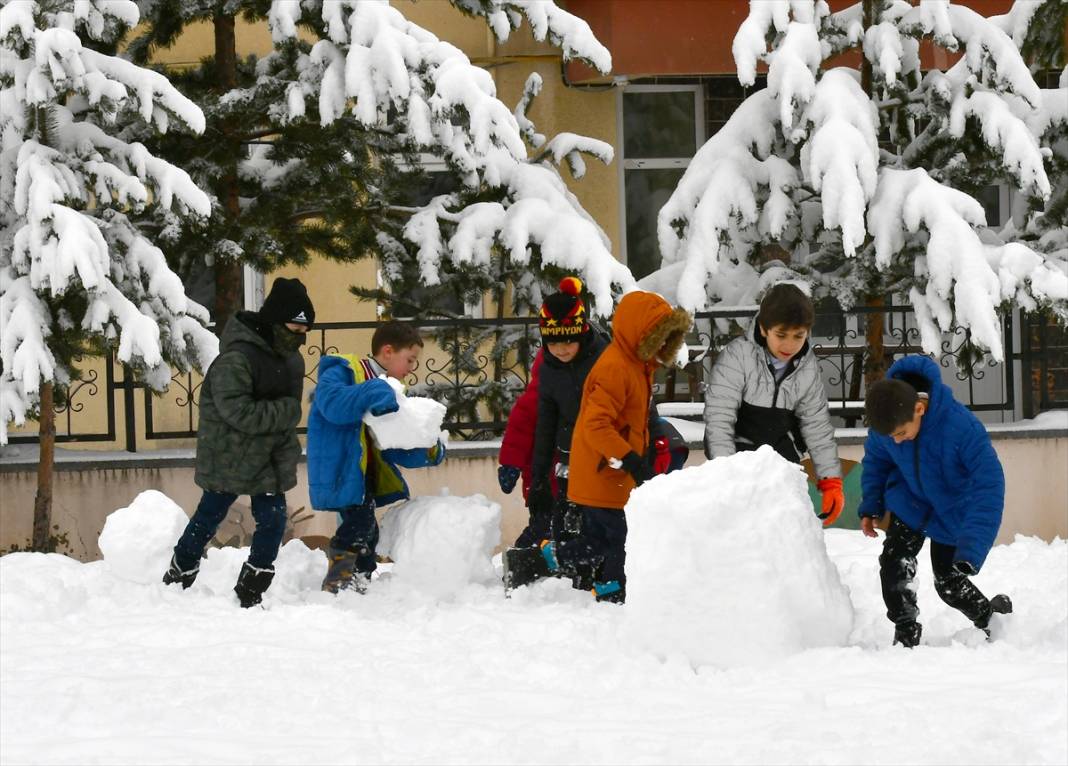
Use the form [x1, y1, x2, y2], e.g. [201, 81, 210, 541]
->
[619, 85, 704, 280]
[389, 155, 481, 319]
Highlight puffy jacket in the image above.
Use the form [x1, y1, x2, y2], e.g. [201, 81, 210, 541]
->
[704, 322, 840, 480]
[859, 355, 1004, 571]
[498, 350, 544, 501]
[531, 329, 608, 483]
[194, 312, 303, 496]
[307, 354, 445, 510]
[568, 292, 691, 510]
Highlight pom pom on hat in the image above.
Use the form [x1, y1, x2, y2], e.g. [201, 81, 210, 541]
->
[539, 276, 588, 340]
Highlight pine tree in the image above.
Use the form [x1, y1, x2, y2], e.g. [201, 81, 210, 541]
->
[654, 0, 1067, 372]
[127, 0, 634, 338]
[0, 0, 217, 548]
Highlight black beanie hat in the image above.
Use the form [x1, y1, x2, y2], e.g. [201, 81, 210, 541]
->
[260, 277, 315, 326]
[539, 276, 588, 340]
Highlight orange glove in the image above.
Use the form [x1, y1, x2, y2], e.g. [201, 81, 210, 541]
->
[817, 477, 845, 527]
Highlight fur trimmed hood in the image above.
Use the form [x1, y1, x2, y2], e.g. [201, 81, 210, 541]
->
[612, 291, 692, 366]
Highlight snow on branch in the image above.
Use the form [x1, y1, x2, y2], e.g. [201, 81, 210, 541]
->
[273, 0, 634, 312]
[451, 0, 611, 73]
[0, 0, 217, 442]
[869, 167, 1008, 358]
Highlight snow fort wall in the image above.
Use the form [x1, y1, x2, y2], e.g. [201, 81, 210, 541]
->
[624, 446, 854, 667]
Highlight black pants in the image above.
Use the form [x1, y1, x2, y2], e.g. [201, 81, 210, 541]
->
[555, 506, 627, 586]
[330, 503, 380, 575]
[880, 515, 994, 629]
[173, 491, 287, 571]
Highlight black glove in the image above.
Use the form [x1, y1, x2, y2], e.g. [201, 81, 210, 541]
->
[952, 560, 978, 576]
[498, 465, 521, 494]
[619, 451, 653, 486]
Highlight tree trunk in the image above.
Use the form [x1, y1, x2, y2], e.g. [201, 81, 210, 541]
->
[213, 12, 243, 335]
[860, 0, 886, 396]
[32, 382, 55, 551]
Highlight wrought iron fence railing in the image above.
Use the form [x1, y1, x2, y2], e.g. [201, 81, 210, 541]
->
[6, 304, 1063, 451]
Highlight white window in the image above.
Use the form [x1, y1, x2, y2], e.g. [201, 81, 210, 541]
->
[618, 84, 704, 279]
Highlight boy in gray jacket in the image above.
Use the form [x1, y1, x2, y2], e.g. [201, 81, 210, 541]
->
[703, 283, 844, 526]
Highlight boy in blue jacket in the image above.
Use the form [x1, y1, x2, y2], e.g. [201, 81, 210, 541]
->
[860, 355, 1012, 647]
[308, 321, 445, 593]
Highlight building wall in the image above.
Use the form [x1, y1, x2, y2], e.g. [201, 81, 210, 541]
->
[3, 435, 1065, 562]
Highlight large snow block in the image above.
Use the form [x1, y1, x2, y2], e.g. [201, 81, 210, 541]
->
[99, 490, 189, 584]
[624, 446, 854, 667]
[364, 377, 447, 450]
[378, 493, 501, 597]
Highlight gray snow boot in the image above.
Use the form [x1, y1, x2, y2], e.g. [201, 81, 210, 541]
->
[162, 554, 199, 589]
[321, 545, 369, 594]
[234, 562, 275, 608]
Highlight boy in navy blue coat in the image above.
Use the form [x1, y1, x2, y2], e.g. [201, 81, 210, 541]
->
[860, 355, 1012, 647]
[307, 321, 445, 593]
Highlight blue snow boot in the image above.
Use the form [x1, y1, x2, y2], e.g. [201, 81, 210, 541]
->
[591, 580, 624, 604]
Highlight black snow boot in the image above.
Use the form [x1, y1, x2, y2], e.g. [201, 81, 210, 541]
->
[162, 554, 199, 589]
[234, 562, 275, 608]
[976, 593, 1014, 638]
[893, 621, 922, 648]
[503, 546, 552, 592]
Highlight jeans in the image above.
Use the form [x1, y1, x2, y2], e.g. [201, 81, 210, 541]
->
[173, 490, 287, 571]
[555, 506, 628, 586]
[330, 503, 380, 575]
[880, 514, 994, 628]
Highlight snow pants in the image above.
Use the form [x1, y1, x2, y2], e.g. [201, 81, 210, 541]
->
[173, 490, 287, 571]
[879, 514, 995, 629]
[555, 506, 627, 587]
[330, 503, 380, 575]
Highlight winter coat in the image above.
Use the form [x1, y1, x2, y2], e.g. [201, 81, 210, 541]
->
[703, 323, 841, 480]
[498, 350, 544, 502]
[307, 354, 445, 510]
[194, 312, 304, 496]
[859, 355, 1004, 571]
[568, 292, 691, 510]
[531, 329, 609, 483]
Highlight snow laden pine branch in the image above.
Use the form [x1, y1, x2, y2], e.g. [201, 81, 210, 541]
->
[0, 0, 218, 443]
[656, 0, 1067, 360]
[268, 0, 633, 314]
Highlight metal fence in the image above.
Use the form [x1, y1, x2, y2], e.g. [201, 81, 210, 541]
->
[6, 304, 1063, 451]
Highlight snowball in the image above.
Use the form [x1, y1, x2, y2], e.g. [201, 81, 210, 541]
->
[377, 493, 501, 597]
[624, 447, 854, 667]
[364, 376, 446, 449]
[98, 490, 189, 584]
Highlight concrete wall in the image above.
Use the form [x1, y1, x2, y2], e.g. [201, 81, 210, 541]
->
[2, 435, 1065, 562]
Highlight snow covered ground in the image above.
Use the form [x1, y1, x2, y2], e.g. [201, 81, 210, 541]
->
[2, 451, 1066, 765]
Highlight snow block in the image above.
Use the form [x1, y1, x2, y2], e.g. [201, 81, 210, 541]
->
[378, 493, 501, 597]
[624, 446, 854, 667]
[364, 377, 447, 450]
[99, 490, 189, 584]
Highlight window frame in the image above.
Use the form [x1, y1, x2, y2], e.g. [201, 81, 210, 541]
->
[616, 83, 705, 271]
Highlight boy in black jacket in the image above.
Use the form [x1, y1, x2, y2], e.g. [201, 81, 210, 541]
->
[525, 277, 607, 546]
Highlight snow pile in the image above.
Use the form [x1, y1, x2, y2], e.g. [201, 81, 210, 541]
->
[98, 490, 189, 584]
[364, 376, 447, 450]
[625, 446, 854, 667]
[378, 493, 501, 597]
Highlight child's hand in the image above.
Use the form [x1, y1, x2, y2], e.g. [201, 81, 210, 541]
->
[498, 465, 521, 494]
[816, 477, 844, 527]
[364, 378, 399, 416]
[860, 516, 879, 538]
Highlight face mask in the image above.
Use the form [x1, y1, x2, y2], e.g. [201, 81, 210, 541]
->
[272, 324, 306, 354]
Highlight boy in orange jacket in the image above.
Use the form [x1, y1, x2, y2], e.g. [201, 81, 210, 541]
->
[503, 291, 691, 603]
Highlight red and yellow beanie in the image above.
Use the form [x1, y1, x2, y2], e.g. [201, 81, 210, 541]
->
[539, 277, 589, 340]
